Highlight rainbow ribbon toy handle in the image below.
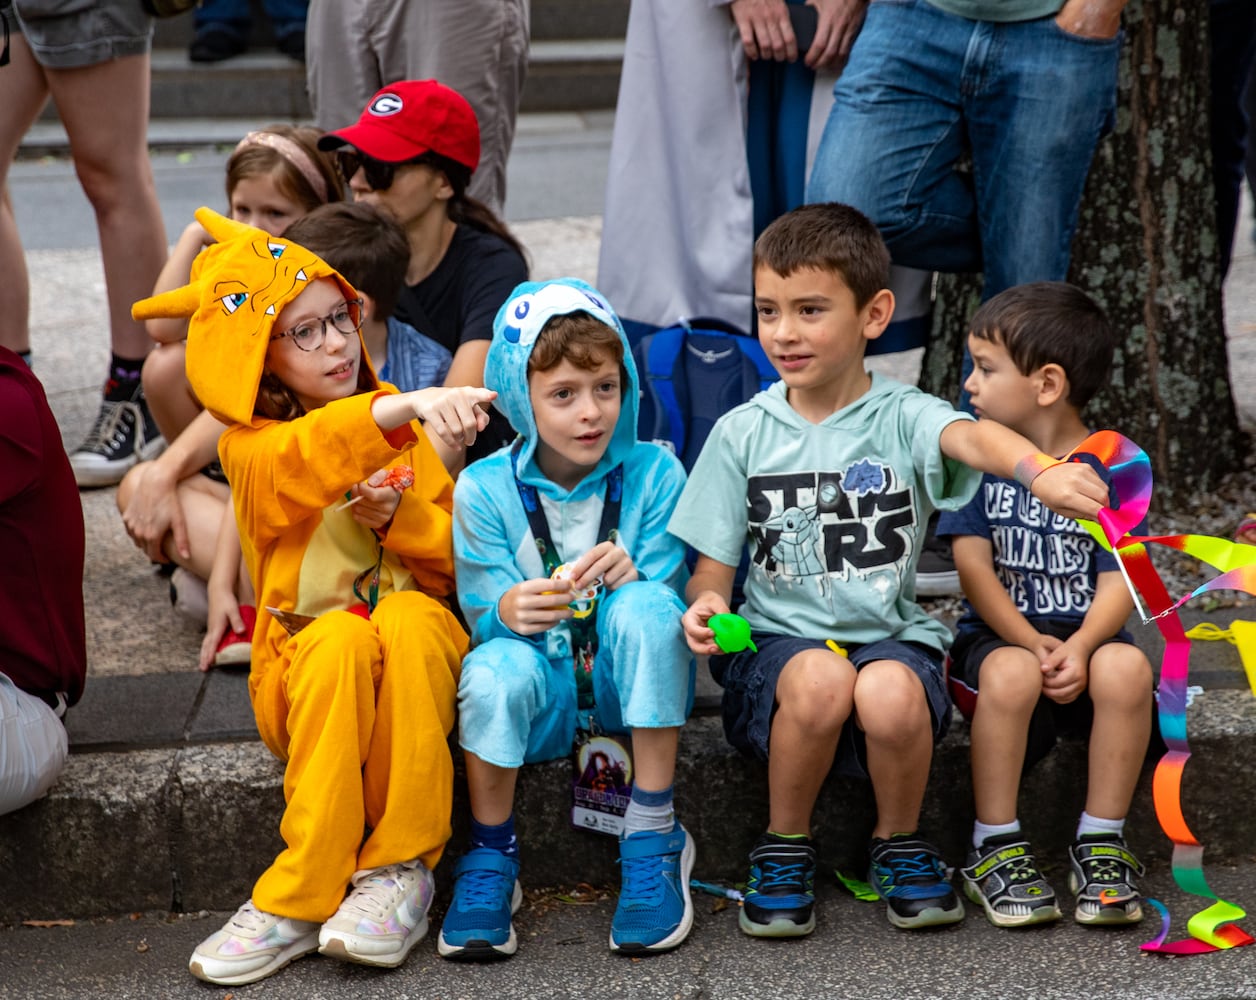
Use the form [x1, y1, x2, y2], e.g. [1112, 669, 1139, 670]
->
[1070, 431, 1254, 955]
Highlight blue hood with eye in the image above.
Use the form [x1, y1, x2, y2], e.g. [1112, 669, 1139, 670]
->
[485, 278, 640, 497]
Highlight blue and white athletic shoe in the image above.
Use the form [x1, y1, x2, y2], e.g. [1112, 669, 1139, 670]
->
[610, 822, 696, 952]
[437, 848, 523, 961]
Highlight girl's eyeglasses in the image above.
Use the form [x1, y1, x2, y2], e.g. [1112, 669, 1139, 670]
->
[334, 150, 415, 191]
[270, 298, 364, 352]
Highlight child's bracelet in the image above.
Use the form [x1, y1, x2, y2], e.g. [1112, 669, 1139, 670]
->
[1013, 452, 1062, 489]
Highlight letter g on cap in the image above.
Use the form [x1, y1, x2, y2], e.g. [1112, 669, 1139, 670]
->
[369, 93, 404, 117]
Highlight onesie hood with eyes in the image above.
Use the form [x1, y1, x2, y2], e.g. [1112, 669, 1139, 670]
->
[485, 278, 639, 496]
[131, 207, 378, 428]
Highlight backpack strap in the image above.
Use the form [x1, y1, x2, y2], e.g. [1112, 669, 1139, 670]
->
[638, 325, 688, 459]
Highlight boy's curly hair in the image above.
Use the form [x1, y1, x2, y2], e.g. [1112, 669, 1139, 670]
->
[528, 311, 626, 386]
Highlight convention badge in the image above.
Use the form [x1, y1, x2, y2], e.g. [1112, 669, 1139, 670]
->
[570, 732, 633, 837]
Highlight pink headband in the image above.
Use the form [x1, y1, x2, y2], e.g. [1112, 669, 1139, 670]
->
[233, 130, 330, 204]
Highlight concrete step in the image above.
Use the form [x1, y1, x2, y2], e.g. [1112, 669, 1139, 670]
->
[2, 608, 1253, 923]
[34, 38, 623, 124]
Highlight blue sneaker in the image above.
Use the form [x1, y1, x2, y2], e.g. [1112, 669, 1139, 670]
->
[609, 822, 695, 953]
[436, 848, 523, 961]
[868, 835, 964, 929]
[739, 834, 816, 937]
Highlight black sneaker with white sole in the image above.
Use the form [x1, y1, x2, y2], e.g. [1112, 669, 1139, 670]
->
[961, 833, 1061, 928]
[70, 384, 164, 487]
[915, 512, 961, 596]
[1068, 834, 1144, 925]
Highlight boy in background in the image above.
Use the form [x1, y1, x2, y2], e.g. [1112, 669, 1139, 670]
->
[938, 282, 1151, 928]
[440, 279, 696, 958]
[672, 204, 1110, 938]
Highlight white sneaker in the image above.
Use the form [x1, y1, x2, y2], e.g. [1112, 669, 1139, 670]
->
[319, 858, 435, 967]
[169, 567, 209, 625]
[189, 899, 319, 986]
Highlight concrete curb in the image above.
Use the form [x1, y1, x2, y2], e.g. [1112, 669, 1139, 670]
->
[4, 691, 1254, 924]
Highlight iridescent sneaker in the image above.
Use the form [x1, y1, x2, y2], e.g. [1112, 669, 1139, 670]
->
[1067, 834, 1145, 925]
[610, 822, 695, 952]
[739, 834, 817, 937]
[189, 899, 319, 985]
[961, 833, 1062, 928]
[70, 384, 165, 488]
[318, 858, 435, 966]
[437, 848, 523, 960]
[868, 834, 964, 929]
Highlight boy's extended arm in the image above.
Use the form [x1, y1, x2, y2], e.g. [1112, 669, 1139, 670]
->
[681, 554, 737, 656]
[939, 419, 1107, 521]
[952, 535, 1049, 655]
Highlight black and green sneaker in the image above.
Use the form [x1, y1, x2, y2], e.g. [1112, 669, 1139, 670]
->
[961, 833, 1061, 928]
[868, 834, 964, 929]
[739, 834, 817, 938]
[1067, 834, 1144, 925]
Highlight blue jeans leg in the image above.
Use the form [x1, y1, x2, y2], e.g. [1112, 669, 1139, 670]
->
[808, 0, 1118, 294]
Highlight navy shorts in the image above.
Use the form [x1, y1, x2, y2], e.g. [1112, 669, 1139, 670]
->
[946, 617, 1136, 771]
[710, 632, 952, 779]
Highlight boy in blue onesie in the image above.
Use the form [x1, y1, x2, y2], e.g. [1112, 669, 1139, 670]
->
[670, 203, 1111, 939]
[439, 279, 697, 959]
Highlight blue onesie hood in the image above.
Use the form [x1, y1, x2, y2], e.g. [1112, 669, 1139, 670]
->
[486, 278, 640, 497]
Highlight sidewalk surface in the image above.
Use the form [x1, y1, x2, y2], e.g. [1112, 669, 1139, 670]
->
[3, 111, 1256, 997]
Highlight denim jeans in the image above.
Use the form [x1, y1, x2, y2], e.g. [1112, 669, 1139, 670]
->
[808, 0, 1120, 299]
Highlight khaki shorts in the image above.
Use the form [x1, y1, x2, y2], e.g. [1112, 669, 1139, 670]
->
[6, 0, 151, 69]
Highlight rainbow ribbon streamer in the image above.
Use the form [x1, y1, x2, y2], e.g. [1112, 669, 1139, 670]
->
[1068, 431, 1255, 955]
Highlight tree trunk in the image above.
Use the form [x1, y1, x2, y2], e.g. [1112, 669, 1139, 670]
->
[919, 0, 1246, 505]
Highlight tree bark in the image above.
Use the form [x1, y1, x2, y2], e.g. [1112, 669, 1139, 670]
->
[919, 0, 1246, 505]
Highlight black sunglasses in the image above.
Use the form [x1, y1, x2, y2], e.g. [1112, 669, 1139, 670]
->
[335, 150, 424, 192]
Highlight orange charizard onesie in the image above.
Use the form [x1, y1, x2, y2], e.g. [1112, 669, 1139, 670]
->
[133, 208, 467, 922]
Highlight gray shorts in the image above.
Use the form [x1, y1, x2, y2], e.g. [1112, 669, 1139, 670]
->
[7, 0, 152, 69]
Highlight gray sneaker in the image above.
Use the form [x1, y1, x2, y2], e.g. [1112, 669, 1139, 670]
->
[70, 388, 164, 487]
[1068, 834, 1144, 925]
[961, 833, 1061, 928]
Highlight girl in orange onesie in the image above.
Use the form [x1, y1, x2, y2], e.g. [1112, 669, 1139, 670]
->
[132, 208, 494, 987]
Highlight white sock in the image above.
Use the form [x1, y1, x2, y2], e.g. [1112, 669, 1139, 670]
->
[973, 819, 1021, 849]
[623, 794, 675, 837]
[1076, 811, 1125, 840]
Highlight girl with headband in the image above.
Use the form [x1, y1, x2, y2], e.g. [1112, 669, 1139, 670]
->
[117, 125, 343, 667]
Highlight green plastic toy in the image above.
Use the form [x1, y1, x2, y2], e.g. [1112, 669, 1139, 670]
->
[709, 613, 757, 653]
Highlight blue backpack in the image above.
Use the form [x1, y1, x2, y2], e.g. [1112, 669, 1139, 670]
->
[633, 317, 777, 472]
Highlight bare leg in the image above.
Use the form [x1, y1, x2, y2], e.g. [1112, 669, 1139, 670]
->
[465, 752, 519, 826]
[1084, 644, 1153, 820]
[45, 53, 165, 361]
[142, 342, 201, 440]
[767, 648, 854, 835]
[855, 660, 933, 840]
[0, 33, 51, 354]
[630, 726, 678, 793]
[969, 647, 1042, 826]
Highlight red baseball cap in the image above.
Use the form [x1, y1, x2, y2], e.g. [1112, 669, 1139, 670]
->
[317, 79, 480, 172]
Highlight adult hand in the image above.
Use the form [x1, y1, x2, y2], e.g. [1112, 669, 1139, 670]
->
[121, 461, 189, 562]
[807, 0, 868, 72]
[730, 0, 797, 63]
[1055, 0, 1125, 40]
[497, 577, 575, 636]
